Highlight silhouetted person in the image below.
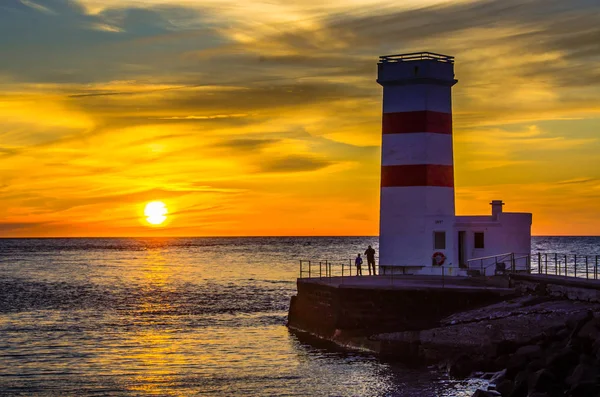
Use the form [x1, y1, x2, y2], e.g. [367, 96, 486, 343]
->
[355, 254, 363, 276]
[365, 245, 376, 275]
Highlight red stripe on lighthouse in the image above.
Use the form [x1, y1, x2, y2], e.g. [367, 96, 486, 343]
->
[382, 111, 452, 135]
[381, 164, 454, 187]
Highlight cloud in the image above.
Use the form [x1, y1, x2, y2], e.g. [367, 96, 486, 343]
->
[157, 114, 250, 120]
[456, 125, 598, 152]
[20, 0, 58, 15]
[555, 178, 598, 185]
[0, 222, 47, 231]
[454, 124, 599, 173]
[260, 155, 334, 173]
[0, 147, 19, 155]
[0, 0, 226, 83]
[213, 138, 280, 150]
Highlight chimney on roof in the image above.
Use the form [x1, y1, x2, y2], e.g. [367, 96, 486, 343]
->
[491, 200, 504, 220]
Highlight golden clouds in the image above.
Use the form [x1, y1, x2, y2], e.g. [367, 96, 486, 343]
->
[0, 78, 379, 236]
[1, 0, 599, 236]
[455, 125, 598, 171]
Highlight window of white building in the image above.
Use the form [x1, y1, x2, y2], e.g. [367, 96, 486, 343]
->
[474, 232, 485, 249]
[434, 231, 446, 250]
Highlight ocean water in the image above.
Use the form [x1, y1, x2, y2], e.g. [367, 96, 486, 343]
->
[0, 236, 597, 396]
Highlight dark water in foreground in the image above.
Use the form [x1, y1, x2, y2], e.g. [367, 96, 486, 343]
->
[0, 237, 598, 396]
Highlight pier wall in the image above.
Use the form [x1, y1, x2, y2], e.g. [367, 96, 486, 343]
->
[287, 278, 514, 339]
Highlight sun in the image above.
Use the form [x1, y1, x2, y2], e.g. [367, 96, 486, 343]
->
[144, 201, 168, 225]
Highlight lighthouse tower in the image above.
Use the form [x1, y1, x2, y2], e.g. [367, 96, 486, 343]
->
[377, 52, 458, 274]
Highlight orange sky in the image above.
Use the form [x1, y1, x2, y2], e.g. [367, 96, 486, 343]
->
[1, 0, 599, 237]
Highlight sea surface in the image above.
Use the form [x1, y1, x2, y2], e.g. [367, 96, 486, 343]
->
[1, 236, 598, 396]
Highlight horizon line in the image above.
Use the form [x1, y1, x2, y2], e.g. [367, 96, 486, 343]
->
[1, 235, 599, 239]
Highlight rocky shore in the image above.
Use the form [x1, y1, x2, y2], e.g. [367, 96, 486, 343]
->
[469, 306, 600, 396]
[373, 295, 600, 396]
[287, 274, 600, 395]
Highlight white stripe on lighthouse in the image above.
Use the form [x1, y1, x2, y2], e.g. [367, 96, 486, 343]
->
[381, 133, 453, 166]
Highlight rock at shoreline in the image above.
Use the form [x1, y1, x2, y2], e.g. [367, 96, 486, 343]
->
[495, 379, 513, 396]
[448, 354, 475, 378]
[470, 309, 600, 396]
[376, 297, 599, 366]
[372, 295, 600, 397]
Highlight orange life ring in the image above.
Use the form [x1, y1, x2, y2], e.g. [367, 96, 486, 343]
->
[432, 251, 446, 266]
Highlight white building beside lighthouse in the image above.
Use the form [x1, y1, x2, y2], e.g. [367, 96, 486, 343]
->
[377, 52, 532, 275]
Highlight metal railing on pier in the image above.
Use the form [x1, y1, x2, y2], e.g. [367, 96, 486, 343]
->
[299, 258, 378, 279]
[299, 259, 459, 288]
[299, 252, 600, 284]
[465, 252, 600, 281]
[531, 253, 600, 280]
[465, 252, 531, 277]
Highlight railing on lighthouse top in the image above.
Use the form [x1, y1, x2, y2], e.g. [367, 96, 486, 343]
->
[378, 52, 455, 64]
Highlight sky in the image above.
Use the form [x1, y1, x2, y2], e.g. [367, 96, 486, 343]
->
[0, 0, 599, 237]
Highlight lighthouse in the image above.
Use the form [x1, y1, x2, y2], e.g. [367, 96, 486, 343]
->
[377, 52, 458, 274]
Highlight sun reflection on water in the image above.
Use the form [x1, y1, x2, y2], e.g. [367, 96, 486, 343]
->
[125, 246, 181, 395]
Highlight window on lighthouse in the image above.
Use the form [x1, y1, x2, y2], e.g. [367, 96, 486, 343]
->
[434, 232, 446, 250]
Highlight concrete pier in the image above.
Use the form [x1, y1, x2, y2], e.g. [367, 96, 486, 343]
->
[287, 274, 600, 360]
[287, 275, 516, 339]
